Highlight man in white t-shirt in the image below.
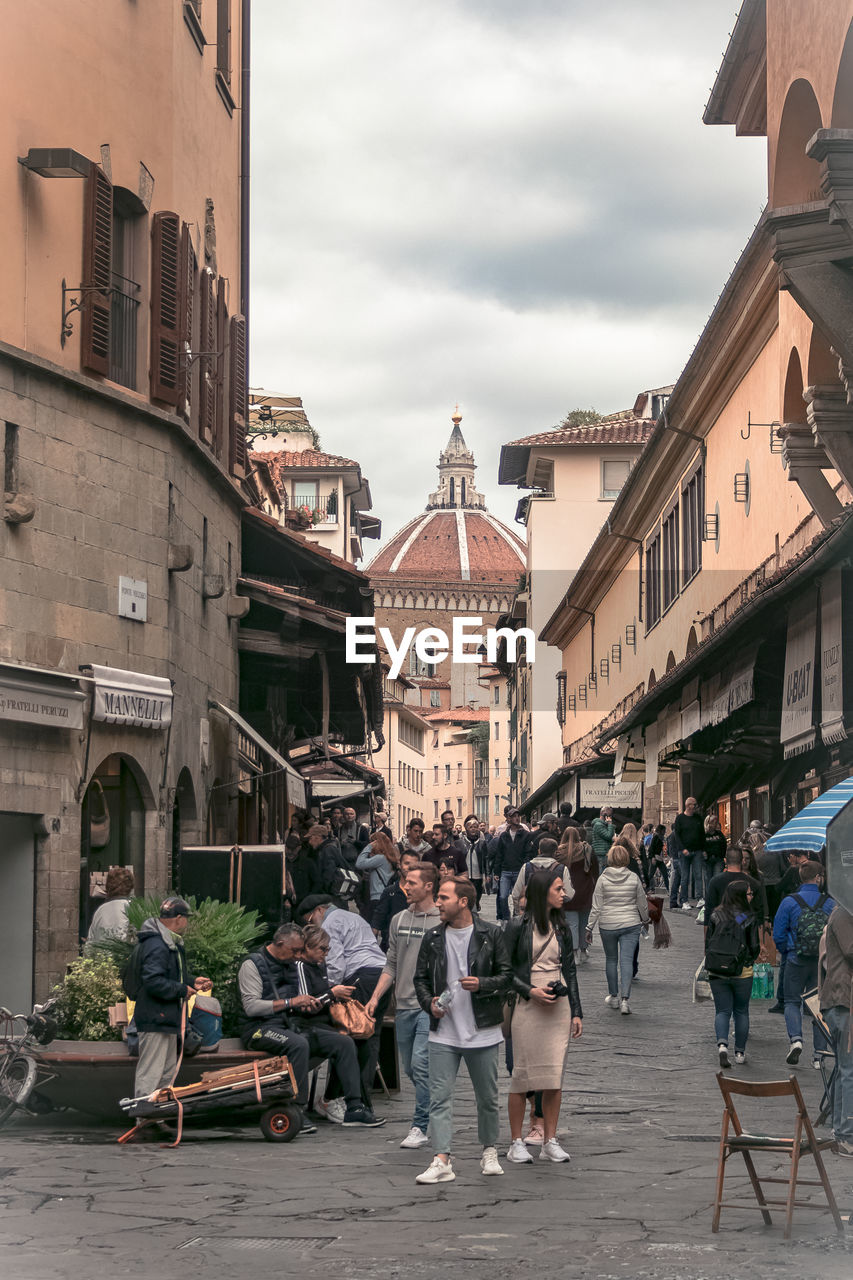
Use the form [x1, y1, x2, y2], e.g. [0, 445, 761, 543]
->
[412, 876, 512, 1183]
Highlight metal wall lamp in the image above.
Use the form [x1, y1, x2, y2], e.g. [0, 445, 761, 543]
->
[625, 624, 636, 650]
[18, 148, 92, 178]
[703, 512, 719, 541]
[578, 682, 587, 705]
[567, 693, 577, 713]
[600, 657, 609, 681]
[611, 642, 622, 667]
[734, 472, 750, 504]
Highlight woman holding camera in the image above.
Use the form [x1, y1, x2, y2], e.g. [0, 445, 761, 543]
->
[503, 867, 583, 1164]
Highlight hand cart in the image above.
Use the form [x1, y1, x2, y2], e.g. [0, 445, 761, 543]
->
[118, 1054, 301, 1144]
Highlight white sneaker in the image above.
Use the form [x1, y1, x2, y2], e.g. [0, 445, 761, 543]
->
[400, 1126, 429, 1149]
[480, 1146, 504, 1176]
[786, 1040, 803, 1066]
[682, 903, 693, 912]
[506, 1138, 533, 1164]
[315, 1097, 345, 1124]
[620, 998, 631, 1015]
[539, 1138, 571, 1163]
[604, 994, 619, 1008]
[734, 1051, 746, 1065]
[416, 1157, 455, 1184]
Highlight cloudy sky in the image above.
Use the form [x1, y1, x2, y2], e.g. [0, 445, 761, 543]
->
[249, 0, 767, 551]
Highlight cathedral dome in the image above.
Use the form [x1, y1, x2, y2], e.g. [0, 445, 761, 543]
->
[367, 412, 525, 586]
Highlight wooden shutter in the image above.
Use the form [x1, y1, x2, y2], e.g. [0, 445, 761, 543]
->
[150, 212, 181, 404]
[81, 166, 113, 375]
[178, 223, 196, 423]
[199, 268, 216, 444]
[229, 314, 247, 476]
[214, 277, 229, 460]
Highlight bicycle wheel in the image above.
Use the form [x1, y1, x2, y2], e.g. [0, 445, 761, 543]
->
[0, 1052, 37, 1127]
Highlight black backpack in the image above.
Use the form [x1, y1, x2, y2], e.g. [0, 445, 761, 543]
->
[704, 913, 748, 977]
[121, 942, 144, 1000]
[793, 893, 829, 958]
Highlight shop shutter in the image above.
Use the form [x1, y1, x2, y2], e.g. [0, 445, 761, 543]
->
[229, 314, 247, 476]
[199, 267, 216, 444]
[178, 223, 196, 424]
[150, 212, 181, 405]
[80, 165, 113, 376]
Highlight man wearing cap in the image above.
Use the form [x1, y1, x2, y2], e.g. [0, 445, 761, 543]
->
[132, 898, 211, 1108]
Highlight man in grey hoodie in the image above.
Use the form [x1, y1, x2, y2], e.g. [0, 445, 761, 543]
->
[366, 861, 441, 1149]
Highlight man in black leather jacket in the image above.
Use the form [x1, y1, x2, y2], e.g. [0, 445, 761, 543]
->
[412, 877, 512, 1184]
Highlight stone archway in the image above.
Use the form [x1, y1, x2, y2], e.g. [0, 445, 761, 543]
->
[772, 78, 823, 207]
[80, 753, 153, 939]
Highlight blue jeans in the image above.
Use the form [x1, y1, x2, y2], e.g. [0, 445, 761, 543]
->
[710, 975, 752, 1051]
[678, 851, 701, 904]
[600, 924, 642, 998]
[427, 1041, 500, 1154]
[395, 1009, 430, 1133]
[497, 871, 515, 921]
[783, 955, 830, 1053]
[669, 858, 682, 908]
[702, 858, 723, 898]
[824, 1006, 853, 1144]
[565, 910, 591, 951]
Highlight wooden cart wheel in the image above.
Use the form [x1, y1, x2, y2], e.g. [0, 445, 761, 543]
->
[259, 1104, 302, 1143]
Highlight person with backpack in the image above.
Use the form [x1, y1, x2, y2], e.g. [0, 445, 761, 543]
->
[704, 882, 761, 1068]
[510, 837, 574, 917]
[124, 898, 212, 1138]
[308, 823, 359, 907]
[772, 861, 835, 1067]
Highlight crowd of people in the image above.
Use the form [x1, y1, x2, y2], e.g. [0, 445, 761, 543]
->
[122, 794, 853, 1172]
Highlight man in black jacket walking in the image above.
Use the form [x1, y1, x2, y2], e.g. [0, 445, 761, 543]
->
[132, 898, 211, 1108]
[673, 797, 705, 908]
[491, 809, 531, 920]
[412, 877, 512, 1183]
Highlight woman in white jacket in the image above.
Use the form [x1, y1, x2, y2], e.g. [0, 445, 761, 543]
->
[586, 845, 650, 1015]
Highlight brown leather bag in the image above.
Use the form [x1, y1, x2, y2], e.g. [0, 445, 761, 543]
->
[329, 997, 376, 1040]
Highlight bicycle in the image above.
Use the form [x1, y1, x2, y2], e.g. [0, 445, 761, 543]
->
[0, 998, 58, 1128]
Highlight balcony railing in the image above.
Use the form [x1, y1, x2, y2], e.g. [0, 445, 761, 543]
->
[291, 494, 339, 525]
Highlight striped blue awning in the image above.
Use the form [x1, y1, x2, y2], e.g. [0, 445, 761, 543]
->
[765, 776, 853, 854]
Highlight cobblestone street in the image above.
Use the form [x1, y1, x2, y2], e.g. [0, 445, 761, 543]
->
[1, 908, 851, 1280]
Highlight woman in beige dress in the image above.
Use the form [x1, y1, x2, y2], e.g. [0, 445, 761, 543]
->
[503, 867, 583, 1164]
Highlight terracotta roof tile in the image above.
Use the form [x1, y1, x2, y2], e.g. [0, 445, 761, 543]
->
[254, 449, 361, 471]
[424, 706, 491, 723]
[507, 413, 655, 449]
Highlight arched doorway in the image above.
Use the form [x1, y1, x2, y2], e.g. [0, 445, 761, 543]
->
[772, 79, 823, 207]
[172, 767, 197, 894]
[79, 754, 150, 941]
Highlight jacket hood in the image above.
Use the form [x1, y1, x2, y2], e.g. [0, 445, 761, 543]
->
[602, 867, 635, 884]
[138, 916, 180, 949]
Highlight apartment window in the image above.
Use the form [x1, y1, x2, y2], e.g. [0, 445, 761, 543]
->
[430, 690, 441, 707]
[682, 464, 704, 585]
[456, 762, 463, 783]
[433, 765, 439, 784]
[494, 794, 500, 815]
[662, 502, 679, 612]
[398, 718, 424, 752]
[457, 797, 463, 816]
[494, 722, 499, 741]
[434, 801, 439, 819]
[601, 458, 632, 500]
[444, 798, 450, 813]
[494, 758, 500, 778]
[556, 671, 567, 726]
[645, 527, 662, 630]
[216, 0, 234, 105]
[445, 764, 451, 783]
[292, 480, 318, 512]
[432, 732, 439, 748]
[494, 685, 500, 705]
[398, 762, 403, 787]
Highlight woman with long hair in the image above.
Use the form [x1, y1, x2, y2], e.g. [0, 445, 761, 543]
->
[704, 881, 761, 1068]
[356, 830, 399, 922]
[503, 867, 583, 1164]
[613, 826, 647, 885]
[586, 845, 650, 1014]
[556, 826, 599, 962]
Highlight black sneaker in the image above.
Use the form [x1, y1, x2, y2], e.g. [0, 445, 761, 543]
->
[342, 1104, 386, 1128]
[299, 1117, 317, 1135]
[718, 1044, 731, 1069]
[767, 1002, 784, 1015]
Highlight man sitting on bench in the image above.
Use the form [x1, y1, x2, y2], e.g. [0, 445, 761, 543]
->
[237, 923, 383, 1129]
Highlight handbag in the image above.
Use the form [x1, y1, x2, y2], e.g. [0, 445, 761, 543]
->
[692, 962, 712, 1003]
[329, 997, 375, 1040]
[89, 779, 111, 850]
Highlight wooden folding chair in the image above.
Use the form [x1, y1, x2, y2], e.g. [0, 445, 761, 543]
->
[712, 1072, 843, 1239]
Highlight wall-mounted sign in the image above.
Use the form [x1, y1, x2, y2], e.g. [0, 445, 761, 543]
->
[0, 667, 85, 730]
[781, 593, 817, 759]
[118, 576, 148, 622]
[820, 568, 846, 746]
[91, 664, 172, 729]
[580, 778, 643, 809]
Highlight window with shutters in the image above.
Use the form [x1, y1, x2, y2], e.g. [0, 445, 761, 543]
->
[150, 212, 181, 404]
[681, 462, 703, 586]
[198, 268, 217, 445]
[80, 169, 142, 390]
[556, 671, 567, 726]
[183, 1, 205, 53]
[662, 502, 679, 613]
[216, 0, 236, 112]
[213, 277, 229, 460]
[109, 191, 142, 390]
[645, 527, 662, 631]
[228, 314, 247, 476]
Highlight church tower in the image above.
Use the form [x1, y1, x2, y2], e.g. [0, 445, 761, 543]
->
[427, 410, 486, 511]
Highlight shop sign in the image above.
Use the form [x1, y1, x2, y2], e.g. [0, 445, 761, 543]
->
[0, 670, 85, 730]
[91, 664, 172, 729]
[820, 568, 846, 746]
[781, 594, 817, 759]
[580, 778, 643, 808]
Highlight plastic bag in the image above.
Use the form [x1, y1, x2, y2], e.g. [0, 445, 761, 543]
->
[692, 963, 712, 1002]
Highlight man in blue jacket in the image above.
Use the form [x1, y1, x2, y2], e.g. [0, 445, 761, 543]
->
[132, 898, 211, 1116]
[773, 862, 835, 1066]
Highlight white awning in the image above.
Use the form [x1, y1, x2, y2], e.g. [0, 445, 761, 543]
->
[209, 700, 306, 806]
[90, 664, 172, 729]
[0, 661, 86, 731]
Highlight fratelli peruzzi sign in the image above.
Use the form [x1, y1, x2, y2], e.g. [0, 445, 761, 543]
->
[90, 665, 173, 729]
[0, 667, 86, 730]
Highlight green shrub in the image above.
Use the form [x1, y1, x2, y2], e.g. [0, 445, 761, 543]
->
[53, 956, 124, 1041]
[96, 894, 265, 1037]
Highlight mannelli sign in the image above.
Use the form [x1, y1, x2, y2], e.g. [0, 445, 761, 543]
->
[90, 664, 173, 729]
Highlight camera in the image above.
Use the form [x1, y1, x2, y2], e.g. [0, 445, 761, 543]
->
[547, 980, 568, 998]
[314, 991, 333, 1009]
